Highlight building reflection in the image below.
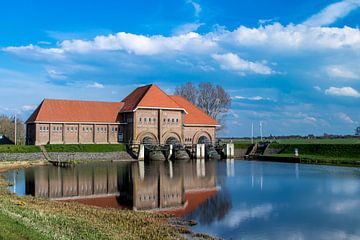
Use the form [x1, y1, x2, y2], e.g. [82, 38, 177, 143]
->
[24, 160, 219, 215]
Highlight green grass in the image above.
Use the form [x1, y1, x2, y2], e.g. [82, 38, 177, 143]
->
[234, 143, 254, 149]
[0, 145, 41, 153]
[44, 144, 126, 152]
[273, 138, 360, 144]
[270, 143, 360, 158]
[0, 211, 46, 240]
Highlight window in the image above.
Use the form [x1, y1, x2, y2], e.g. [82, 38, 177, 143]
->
[163, 118, 166, 122]
[139, 118, 142, 122]
[90, 127, 92, 132]
[86, 127, 89, 132]
[148, 118, 151, 122]
[97, 127, 100, 132]
[176, 119, 179, 123]
[172, 119, 174, 123]
[83, 127, 85, 132]
[75, 127, 77, 131]
[115, 127, 118, 131]
[46, 127, 49, 131]
[71, 127, 73, 132]
[53, 127, 56, 131]
[60, 126, 62, 131]
[40, 126, 43, 132]
[153, 118, 156, 122]
[144, 118, 147, 122]
[168, 119, 170, 122]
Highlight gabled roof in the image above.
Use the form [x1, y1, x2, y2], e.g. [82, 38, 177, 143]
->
[170, 96, 218, 126]
[120, 84, 184, 112]
[26, 99, 124, 123]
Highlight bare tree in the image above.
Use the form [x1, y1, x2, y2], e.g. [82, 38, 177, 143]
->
[174, 82, 231, 127]
[174, 82, 198, 105]
[0, 115, 26, 145]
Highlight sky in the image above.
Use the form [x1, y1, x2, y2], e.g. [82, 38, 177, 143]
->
[1, 0, 360, 137]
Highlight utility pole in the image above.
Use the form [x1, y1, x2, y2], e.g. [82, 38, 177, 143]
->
[260, 121, 263, 142]
[14, 114, 17, 145]
[251, 122, 254, 144]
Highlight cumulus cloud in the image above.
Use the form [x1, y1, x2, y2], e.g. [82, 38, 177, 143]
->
[337, 112, 355, 124]
[304, 0, 360, 27]
[212, 53, 273, 75]
[326, 65, 359, 79]
[325, 86, 360, 97]
[87, 82, 104, 89]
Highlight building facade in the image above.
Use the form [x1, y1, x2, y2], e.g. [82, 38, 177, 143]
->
[26, 84, 218, 146]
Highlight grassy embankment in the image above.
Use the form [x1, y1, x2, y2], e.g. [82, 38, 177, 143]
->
[44, 144, 126, 152]
[232, 138, 360, 165]
[0, 145, 41, 153]
[0, 162, 207, 240]
[269, 143, 360, 165]
[0, 144, 126, 153]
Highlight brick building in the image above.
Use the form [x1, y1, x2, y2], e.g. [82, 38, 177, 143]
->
[26, 84, 218, 145]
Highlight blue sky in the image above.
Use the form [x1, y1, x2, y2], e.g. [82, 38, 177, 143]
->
[1, 0, 360, 137]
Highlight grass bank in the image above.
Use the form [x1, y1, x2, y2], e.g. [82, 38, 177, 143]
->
[269, 143, 360, 165]
[0, 162, 211, 240]
[0, 145, 41, 153]
[44, 144, 126, 152]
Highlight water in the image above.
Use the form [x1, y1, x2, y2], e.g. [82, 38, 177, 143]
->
[4, 160, 360, 240]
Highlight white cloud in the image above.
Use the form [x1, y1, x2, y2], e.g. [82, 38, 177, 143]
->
[212, 53, 273, 75]
[60, 32, 217, 55]
[87, 82, 104, 89]
[314, 86, 322, 91]
[230, 23, 360, 50]
[233, 96, 273, 101]
[186, 0, 201, 17]
[304, 0, 360, 27]
[21, 105, 36, 111]
[46, 69, 67, 80]
[326, 65, 359, 79]
[172, 22, 204, 35]
[304, 116, 317, 123]
[325, 86, 360, 97]
[337, 112, 355, 124]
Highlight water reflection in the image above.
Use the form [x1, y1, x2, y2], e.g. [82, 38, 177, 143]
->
[7, 160, 221, 215]
[6, 160, 360, 239]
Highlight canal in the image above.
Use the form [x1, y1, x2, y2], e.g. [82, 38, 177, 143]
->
[4, 160, 360, 239]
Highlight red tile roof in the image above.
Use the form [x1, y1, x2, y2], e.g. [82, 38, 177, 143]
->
[27, 84, 218, 126]
[120, 84, 183, 112]
[170, 96, 218, 126]
[26, 99, 124, 123]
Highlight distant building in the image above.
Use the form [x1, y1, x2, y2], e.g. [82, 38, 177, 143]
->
[26, 84, 219, 145]
[0, 135, 13, 144]
[356, 127, 360, 136]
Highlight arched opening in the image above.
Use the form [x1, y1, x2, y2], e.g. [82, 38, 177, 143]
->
[141, 136, 156, 145]
[198, 136, 211, 144]
[166, 137, 181, 146]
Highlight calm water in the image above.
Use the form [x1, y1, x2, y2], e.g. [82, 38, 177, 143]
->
[4, 160, 360, 240]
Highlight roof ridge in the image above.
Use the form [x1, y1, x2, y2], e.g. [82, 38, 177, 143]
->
[43, 98, 122, 104]
[135, 84, 182, 109]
